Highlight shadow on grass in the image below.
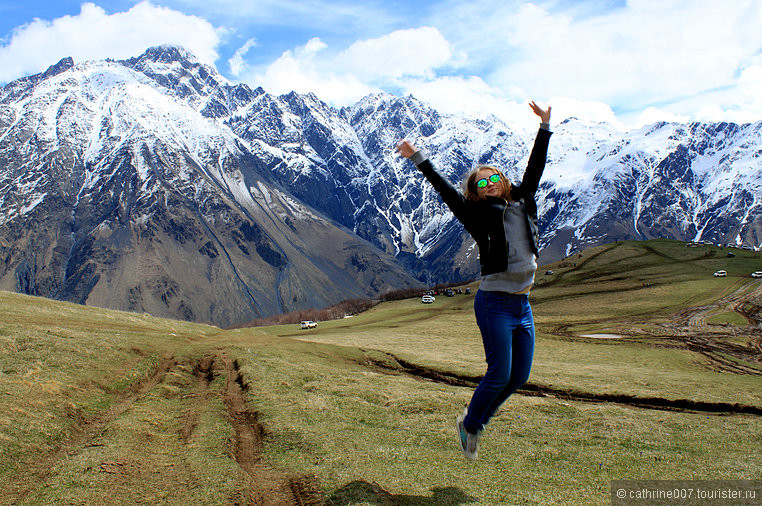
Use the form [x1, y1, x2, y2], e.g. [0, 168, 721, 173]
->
[326, 480, 478, 505]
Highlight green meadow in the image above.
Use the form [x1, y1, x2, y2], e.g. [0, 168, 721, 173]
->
[1, 239, 760, 504]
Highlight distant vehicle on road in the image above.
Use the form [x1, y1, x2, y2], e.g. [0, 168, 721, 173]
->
[713, 270, 727, 277]
[545, 270, 554, 275]
[300, 320, 318, 329]
[752, 271, 762, 278]
[421, 295, 435, 304]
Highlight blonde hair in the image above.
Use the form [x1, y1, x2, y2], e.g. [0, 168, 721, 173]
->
[462, 165, 511, 201]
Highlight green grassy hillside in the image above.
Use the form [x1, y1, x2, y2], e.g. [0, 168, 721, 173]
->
[1, 240, 760, 504]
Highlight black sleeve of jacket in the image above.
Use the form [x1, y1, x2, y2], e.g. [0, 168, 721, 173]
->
[519, 128, 553, 196]
[416, 159, 473, 227]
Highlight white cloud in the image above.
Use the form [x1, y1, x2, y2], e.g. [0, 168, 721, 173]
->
[338, 27, 454, 81]
[250, 27, 456, 106]
[431, 0, 762, 125]
[164, 0, 399, 34]
[253, 37, 378, 104]
[545, 96, 619, 127]
[404, 77, 553, 133]
[636, 107, 690, 127]
[246, 0, 762, 126]
[398, 74, 624, 132]
[490, 1, 748, 101]
[402, 75, 509, 116]
[719, 62, 762, 124]
[228, 38, 258, 77]
[0, 1, 222, 83]
[639, 60, 762, 126]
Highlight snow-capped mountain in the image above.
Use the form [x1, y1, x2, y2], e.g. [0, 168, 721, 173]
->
[1, 45, 760, 324]
[0, 46, 418, 326]
[537, 119, 762, 261]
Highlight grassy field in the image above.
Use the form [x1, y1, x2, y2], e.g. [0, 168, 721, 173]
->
[1, 239, 761, 504]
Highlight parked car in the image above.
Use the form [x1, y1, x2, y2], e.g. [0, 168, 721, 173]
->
[713, 270, 727, 277]
[727, 252, 735, 257]
[421, 295, 435, 304]
[445, 289, 455, 297]
[300, 320, 318, 329]
[751, 271, 762, 278]
[545, 270, 554, 275]
[465, 288, 471, 294]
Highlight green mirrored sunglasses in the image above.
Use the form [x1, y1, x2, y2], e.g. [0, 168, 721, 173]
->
[476, 173, 501, 188]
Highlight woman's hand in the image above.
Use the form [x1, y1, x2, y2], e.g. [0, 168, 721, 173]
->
[396, 140, 417, 159]
[529, 101, 551, 124]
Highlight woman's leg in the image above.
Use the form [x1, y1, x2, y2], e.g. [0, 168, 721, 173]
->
[463, 291, 533, 434]
[480, 298, 534, 426]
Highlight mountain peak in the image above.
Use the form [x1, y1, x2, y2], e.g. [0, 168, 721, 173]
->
[0, 56, 75, 102]
[42, 57, 75, 79]
[136, 45, 200, 65]
[119, 44, 229, 100]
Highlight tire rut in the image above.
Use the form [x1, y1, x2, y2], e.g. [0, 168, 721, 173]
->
[218, 351, 323, 505]
[6, 352, 324, 505]
[655, 280, 762, 374]
[361, 351, 762, 416]
[544, 280, 762, 376]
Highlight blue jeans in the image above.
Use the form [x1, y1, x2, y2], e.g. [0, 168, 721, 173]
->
[463, 290, 535, 434]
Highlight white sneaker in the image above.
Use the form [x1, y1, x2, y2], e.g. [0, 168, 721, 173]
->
[456, 408, 478, 460]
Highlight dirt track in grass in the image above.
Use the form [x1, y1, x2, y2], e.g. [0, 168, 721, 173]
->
[549, 280, 762, 376]
[4, 352, 324, 505]
[361, 350, 762, 416]
[216, 352, 323, 505]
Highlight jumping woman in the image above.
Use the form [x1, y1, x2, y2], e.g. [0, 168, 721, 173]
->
[396, 101, 552, 460]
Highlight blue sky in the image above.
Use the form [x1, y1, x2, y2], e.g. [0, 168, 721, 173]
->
[2, 1, 761, 130]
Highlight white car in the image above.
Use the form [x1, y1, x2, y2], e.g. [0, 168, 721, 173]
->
[300, 320, 318, 329]
[421, 295, 435, 304]
[713, 270, 727, 277]
[752, 271, 762, 278]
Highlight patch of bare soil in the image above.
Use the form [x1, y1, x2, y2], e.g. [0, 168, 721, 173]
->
[640, 282, 762, 375]
[325, 480, 478, 505]
[546, 281, 762, 377]
[218, 351, 323, 505]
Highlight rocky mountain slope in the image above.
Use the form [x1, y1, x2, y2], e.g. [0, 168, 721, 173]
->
[1, 45, 760, 324]
[0, 47, 417, 326]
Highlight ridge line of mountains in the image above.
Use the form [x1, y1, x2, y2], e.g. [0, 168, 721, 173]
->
[1, 45, 760, 326]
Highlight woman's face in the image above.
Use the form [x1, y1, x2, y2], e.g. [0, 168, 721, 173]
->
[475, 168, 505, 199]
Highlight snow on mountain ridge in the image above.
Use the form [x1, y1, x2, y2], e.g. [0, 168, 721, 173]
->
[1, 47, 423, 325]
[1, 46, 761, 312]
